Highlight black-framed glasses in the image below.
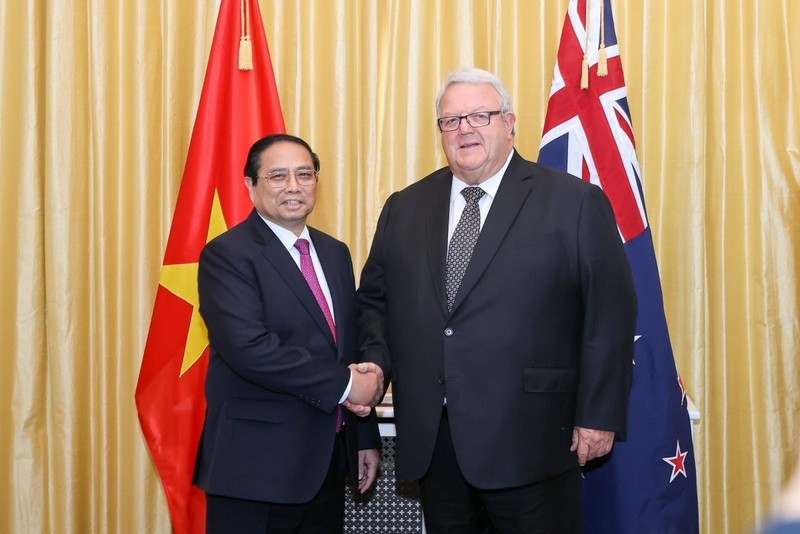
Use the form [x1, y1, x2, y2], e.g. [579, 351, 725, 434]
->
[259, 169, 319, 188]
[437, 110, 503, 132]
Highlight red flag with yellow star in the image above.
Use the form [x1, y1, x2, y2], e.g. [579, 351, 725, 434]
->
[135, 1, 284, 532]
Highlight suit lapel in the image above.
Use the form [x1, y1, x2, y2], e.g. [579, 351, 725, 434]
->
[425, 170, 453, 316]
[249, 213, 338, 351]
[449, 151, 534, 314]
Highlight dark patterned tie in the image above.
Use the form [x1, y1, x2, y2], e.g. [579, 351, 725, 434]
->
[445, 187, 486, 311]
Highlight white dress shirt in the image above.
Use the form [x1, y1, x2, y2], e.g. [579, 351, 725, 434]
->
[447, 150, 514, 244]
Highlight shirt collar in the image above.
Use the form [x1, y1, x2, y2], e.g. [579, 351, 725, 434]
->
[449, 149, 514, 202]
[257, 214, 311, 252]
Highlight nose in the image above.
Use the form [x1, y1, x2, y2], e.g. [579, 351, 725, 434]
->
[283, 172, 302, 190]
[457, 117, 475, 133]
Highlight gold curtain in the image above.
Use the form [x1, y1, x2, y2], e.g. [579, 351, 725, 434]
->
[1, 0, 798, 532]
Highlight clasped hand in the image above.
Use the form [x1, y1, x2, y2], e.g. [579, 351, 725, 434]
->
[343, 362, 384, 417]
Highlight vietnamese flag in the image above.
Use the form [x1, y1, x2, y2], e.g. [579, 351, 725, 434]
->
[135, 0, 285, 532]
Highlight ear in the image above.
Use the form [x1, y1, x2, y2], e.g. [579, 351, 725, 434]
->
[244, 176, 256, 198]
[503, 111, 517, 136]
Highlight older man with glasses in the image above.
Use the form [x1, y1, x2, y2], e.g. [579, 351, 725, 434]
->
[357, 68, 637, 533]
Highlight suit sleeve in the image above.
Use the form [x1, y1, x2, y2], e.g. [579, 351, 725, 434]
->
[354, 412, 382, 451]
[574, 185, 638, 433]
[356, 193, 395, 389]
[198, 237, 350, 413]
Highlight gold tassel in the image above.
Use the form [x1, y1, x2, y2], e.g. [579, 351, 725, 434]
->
[581, 53, 589, 89]
[597, 0, 608, 76]
[239, 37, 253, 70]
[598, 45, 608, 76]
[238, 0, 253, 70]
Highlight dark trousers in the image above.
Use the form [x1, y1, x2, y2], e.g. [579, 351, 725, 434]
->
[419, 410, 582, 534]
[206, 433, 347, 534]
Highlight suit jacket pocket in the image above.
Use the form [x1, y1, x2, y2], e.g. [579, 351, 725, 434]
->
[524, 368, 576, 393]
[225, 397, 286, 423]
[515, 232, 563, 250]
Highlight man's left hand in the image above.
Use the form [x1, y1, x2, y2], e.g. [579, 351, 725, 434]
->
[357, 449, 381, 494]
[570, 427, 615, 466]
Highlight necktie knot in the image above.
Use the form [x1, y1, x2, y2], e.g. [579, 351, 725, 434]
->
[461, 186, 485, 205]
[295, 238, 310, 256]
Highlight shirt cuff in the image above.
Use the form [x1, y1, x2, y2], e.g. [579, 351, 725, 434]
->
[339, 369, 354, 404]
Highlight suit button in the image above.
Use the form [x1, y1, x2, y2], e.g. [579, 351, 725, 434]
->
[444, 328, 454, 336]
[437, 376, 446, 384]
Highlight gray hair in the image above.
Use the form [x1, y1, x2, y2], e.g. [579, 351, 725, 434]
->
[435, 67, 515, 117]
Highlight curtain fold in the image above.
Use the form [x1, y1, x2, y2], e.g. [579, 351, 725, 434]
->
[0, 0, 797, 532]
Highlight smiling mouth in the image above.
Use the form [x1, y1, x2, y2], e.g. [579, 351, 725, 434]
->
[460, 141, 480, 149]
[281, 199, 304, 206]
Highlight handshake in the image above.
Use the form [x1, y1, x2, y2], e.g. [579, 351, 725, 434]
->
[343, 362, 385, 417]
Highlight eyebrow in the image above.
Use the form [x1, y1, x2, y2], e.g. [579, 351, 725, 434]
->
[264, 165, 314, 173]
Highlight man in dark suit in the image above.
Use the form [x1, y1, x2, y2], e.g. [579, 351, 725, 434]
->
[196, 134, 383, 533]
[357, 68, 638, 533]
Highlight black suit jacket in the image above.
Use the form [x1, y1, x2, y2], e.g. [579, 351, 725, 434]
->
[358, 151, 637, 488]
[195, 209, 380, 504]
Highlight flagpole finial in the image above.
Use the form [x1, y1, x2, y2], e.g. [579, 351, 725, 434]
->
[238, 0, 254, 70]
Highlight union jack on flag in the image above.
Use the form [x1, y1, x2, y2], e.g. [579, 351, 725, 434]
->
[538, 1, 700, 532]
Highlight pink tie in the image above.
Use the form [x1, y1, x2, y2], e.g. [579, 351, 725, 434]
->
[295, 238, 343, 432]
[295, 239, 337, 343]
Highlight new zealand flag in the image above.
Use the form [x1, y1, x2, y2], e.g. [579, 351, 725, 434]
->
[538, 1, 700, 532]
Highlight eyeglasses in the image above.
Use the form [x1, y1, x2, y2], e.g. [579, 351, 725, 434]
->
[437, 111, 503, 132]
[259, 169, 319, 188]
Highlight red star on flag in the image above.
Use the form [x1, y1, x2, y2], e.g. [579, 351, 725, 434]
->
[662, 441, 689, 483]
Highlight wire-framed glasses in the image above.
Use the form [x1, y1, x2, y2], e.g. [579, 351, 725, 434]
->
[437, 110, 503, 132]
[260, 169, 319, 188]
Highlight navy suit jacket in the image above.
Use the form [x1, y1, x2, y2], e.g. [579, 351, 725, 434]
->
[195, 209, 380, 504]
[358, 151, 637, 488]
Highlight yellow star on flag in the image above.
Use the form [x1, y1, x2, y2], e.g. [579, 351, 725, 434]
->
[158, 191, 230, 376]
